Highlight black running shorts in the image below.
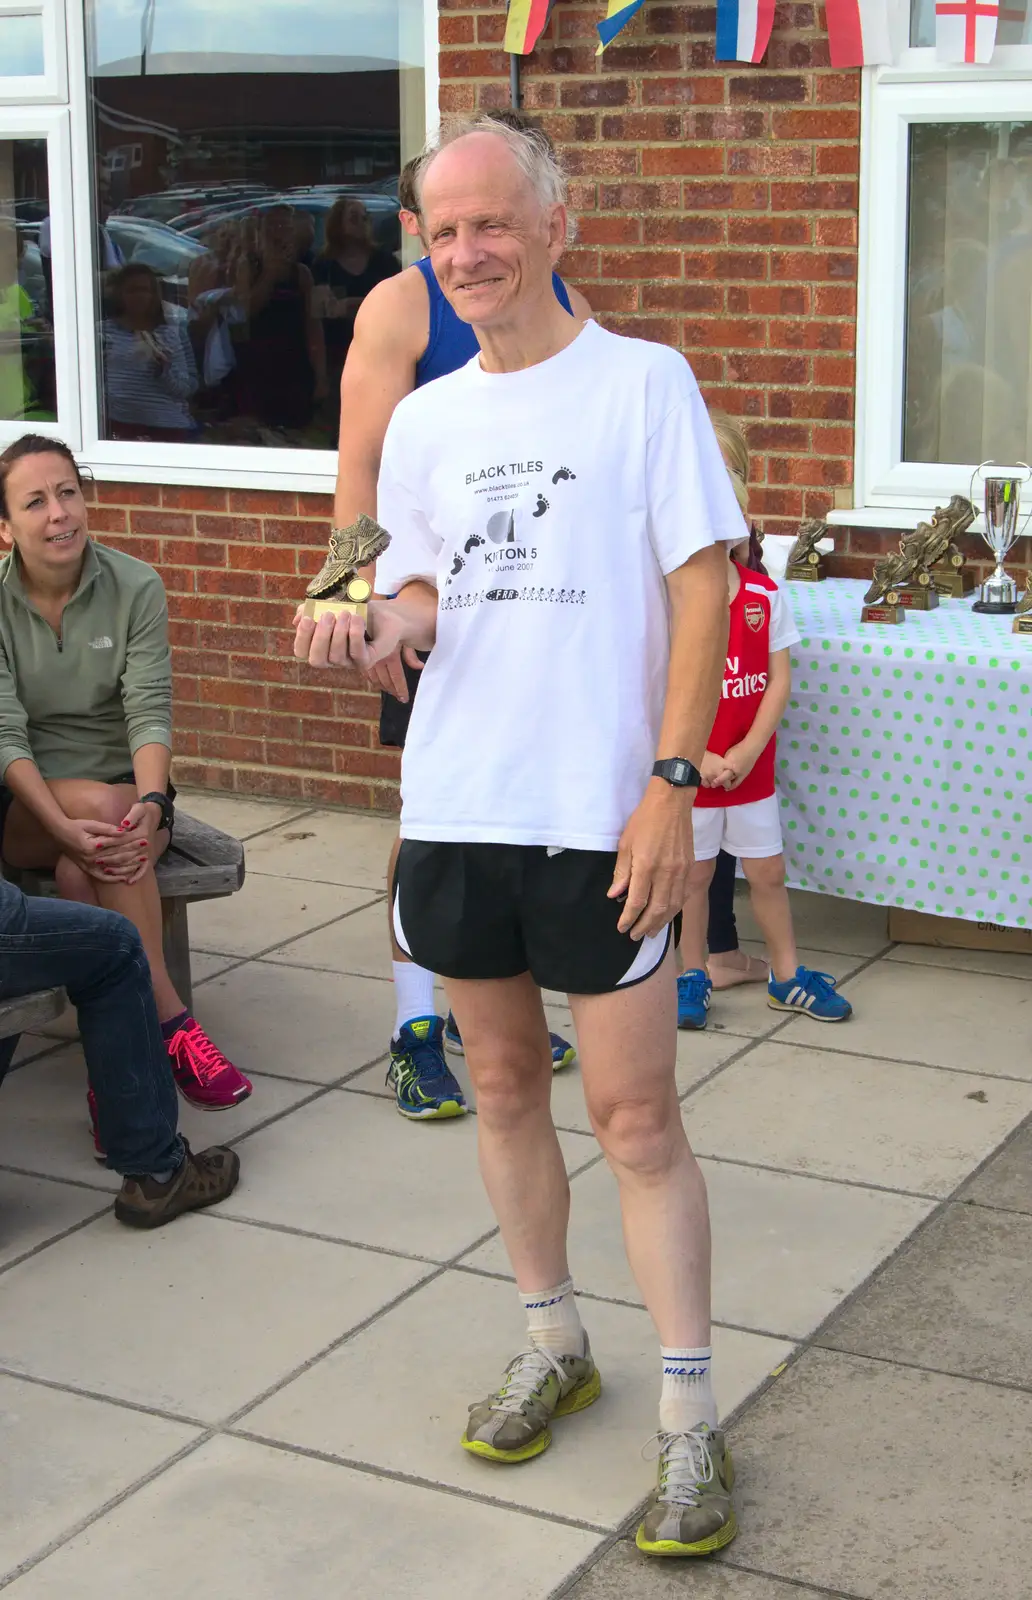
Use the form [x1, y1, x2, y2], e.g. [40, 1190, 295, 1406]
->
[393, 841, 672, 995]
[378, 653, 429, 749]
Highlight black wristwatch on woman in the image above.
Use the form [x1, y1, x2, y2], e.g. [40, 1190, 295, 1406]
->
[140, 790, 175, 832]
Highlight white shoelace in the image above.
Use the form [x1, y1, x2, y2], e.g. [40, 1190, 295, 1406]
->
[493, 1346, 570, 1414]
[642, 1429, 715, 1507]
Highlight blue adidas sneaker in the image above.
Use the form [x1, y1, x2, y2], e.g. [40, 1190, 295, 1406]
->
[387, 1017, 468, 1120]
[767, 967, 852, 1022]
[444, 1012, 577, 1072]
[677, 969, 712, 1030]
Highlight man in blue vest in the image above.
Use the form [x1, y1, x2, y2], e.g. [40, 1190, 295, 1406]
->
[328, 114, 588, 1124]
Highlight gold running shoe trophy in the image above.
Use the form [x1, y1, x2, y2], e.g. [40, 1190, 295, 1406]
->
[784, 517, 829, 582]
[862, 541, 909, 625]
[1013, 572, 1032, 635]
[302, 515, 392, 623]
[921, 494, 976, 596]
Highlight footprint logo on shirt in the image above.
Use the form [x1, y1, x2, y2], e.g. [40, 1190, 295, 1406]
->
[533, 495, 549, 518]
[464, 533, 485, 555]
[551, 466, 576, 485]
[450, 554, 464, 577]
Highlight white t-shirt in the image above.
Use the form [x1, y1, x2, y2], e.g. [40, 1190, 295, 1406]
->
[764, 582, 801, 655]
[376, 320, 748, 851]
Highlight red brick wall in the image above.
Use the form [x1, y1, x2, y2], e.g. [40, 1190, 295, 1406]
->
[84, 481, 400, 809]
[439, 0, 860, 534]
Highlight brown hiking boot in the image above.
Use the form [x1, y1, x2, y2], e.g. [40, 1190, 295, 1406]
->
[114, 1140, 240, 1229]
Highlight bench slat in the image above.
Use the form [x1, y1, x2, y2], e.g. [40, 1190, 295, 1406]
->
[0, 988, 65, 1039]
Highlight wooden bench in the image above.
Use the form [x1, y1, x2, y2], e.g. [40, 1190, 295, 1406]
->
[0, 987, 65, 1044]
[2, 812, 245, 1013]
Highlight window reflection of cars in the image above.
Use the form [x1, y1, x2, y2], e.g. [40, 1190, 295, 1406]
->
[104, 217, 208, 307]
[180, 191, 402, 261]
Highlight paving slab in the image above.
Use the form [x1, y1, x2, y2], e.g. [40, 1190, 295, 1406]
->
[776, 959, 1032, 1079]
[736, 888, 889, 956]
[171, 788, 309, 840]
[0, 1373, 199, 1578]
[0, 1171, 110, 1271]
[0, 1212, 430, 1421]
[464, 1156, 932, 1340]
[266, 898, 394, 978]
[564, 1540, 817, 1599]
[0, 1433, 600, 1599]
[959, 1119, 1032, 1214]
[0, 1047, 317, 1193]
[241, 808, 397, 889]
[723, 1347, 1032, 1600]
[887, 941, 1032, 981]
[188, 962, 394, 1084]
[189, 875, 378, 959]
[241, 1268, 792, 1531]
[820, 1201, 1032, 1388]
[220, 1087, 597, 1260]
[684, 1039, 1032, 1196]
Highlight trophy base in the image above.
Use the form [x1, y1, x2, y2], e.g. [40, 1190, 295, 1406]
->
[861, 602, 905, 625]
[972, 599, 1019, 615]
[930, 564, 974, 597]
[301, 597, 368, 623]
[785, 564, 826, 583]
[896, 584, 939, 611]
[1012, 614, 1032, 635]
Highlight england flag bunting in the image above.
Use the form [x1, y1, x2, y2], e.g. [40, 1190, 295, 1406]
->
[715, 0, 776, 62]
[824, 0, 908, 64]
[934, 0, 1001, 61]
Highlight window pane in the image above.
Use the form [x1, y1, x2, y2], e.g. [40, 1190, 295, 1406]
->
[0, 139, 56, 423]
[84, 0, 424, 450]
[910, 0, 1032, 46]
[0, 13, 45, 76]
[903, 122, 1032, 465]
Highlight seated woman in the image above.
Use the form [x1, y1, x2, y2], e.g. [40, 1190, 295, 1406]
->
[0, 433, 251, 1151]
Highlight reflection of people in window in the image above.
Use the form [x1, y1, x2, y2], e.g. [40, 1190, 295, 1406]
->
[102, 264, 199, 442]
[0, 222, 54, 422]
[230, 206, 327, 434]
[312, 197, 400, 406]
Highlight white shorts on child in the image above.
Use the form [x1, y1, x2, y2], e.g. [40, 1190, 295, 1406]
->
[692, 793, 783, 862]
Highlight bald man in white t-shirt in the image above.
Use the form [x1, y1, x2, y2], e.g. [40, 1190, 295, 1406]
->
[294, 116, 745, 1560]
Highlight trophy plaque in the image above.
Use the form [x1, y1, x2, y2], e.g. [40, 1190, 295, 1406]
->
[1013, 574, 1032, 636]
[302, 514, 391, 623]
[971, 462, 1031, 614]
[785, 517, 829, 582]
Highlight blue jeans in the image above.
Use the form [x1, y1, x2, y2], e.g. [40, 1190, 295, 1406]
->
[0, 879, 184, 1178]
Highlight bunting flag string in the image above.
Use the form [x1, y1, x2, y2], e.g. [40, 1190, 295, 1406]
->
[504, 0, 558, 55]
[596, 1, 649, 53]
[714, 0, 776, 62]
[935, 0, 1000, 60]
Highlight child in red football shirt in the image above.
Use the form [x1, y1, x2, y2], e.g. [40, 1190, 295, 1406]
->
[676, 521, 853, 1030]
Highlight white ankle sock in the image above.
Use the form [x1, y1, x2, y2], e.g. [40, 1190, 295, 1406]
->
[520, 1277, 586, 1357]
[659, 1345, 718, 1432]
[392, 961, 437, 1037]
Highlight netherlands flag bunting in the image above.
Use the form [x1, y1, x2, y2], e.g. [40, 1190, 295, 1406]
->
[715, 0, 776, 62]
[935, 0, 1000, 61]
[504, 0, 556, 55]
[825, 0, 908, 64]
[596, 0, 648, 53]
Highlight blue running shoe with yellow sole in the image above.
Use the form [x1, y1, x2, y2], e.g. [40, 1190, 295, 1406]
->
[387, 1017, 468, 1120]
[677, 969, 712, 1031]
[445, 1012, 576, 1072]
[767, 966, 852, 1022]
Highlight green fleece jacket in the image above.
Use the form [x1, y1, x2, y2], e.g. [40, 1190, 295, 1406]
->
[0, 540, 172, 783]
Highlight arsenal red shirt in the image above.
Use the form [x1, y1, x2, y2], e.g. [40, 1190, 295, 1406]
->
[695, 562, 799, 809]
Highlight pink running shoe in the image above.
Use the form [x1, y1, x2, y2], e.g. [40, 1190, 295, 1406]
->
[86, 1087, 107, 1163]
[166, 1018, 252, 1111]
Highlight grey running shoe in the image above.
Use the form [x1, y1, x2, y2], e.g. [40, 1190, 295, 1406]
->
[461, 1342, 601, 1463]
[636, 1424, 737, 1556]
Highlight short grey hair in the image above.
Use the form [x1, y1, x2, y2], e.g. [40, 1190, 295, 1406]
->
[417, 113, 572, 240]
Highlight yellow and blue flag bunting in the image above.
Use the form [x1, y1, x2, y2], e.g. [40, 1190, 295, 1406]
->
[596, 0, 648, 52]
[505, 0, 558, 54]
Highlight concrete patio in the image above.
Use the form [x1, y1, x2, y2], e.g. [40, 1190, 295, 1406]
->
[2, 790, 1031, 1598]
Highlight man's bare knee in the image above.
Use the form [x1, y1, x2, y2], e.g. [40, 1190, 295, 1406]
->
[589, 1091, 682, 1178]
[469, 1042, 552, 1122]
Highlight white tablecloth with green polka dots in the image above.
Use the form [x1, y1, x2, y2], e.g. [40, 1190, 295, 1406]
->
[778, 578, 1032, 927]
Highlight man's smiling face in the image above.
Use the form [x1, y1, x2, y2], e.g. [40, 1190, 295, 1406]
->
[421, 132, 566, 332]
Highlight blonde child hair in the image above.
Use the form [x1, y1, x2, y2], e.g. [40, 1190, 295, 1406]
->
[707, 409, 749, 513]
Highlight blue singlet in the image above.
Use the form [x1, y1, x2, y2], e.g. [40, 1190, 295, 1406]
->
[413, 257, 574, 388]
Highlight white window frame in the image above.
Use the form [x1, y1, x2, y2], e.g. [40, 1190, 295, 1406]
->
[0, 0, 440, 491]
[0, 0, 68, 104]
[0, 105, 80, 445]
[851, 49, 1032, 522]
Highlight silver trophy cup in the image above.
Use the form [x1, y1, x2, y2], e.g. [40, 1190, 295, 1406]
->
[971, 461, 1032, 614]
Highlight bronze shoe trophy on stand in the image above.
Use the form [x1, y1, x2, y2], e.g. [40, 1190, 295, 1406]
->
[1014, 574, 1032, 636]
[302, 515, 392, 623]
[922, 494, 977, 597]
[784, 517, 829, 582]
[862, 542, 909, 625]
